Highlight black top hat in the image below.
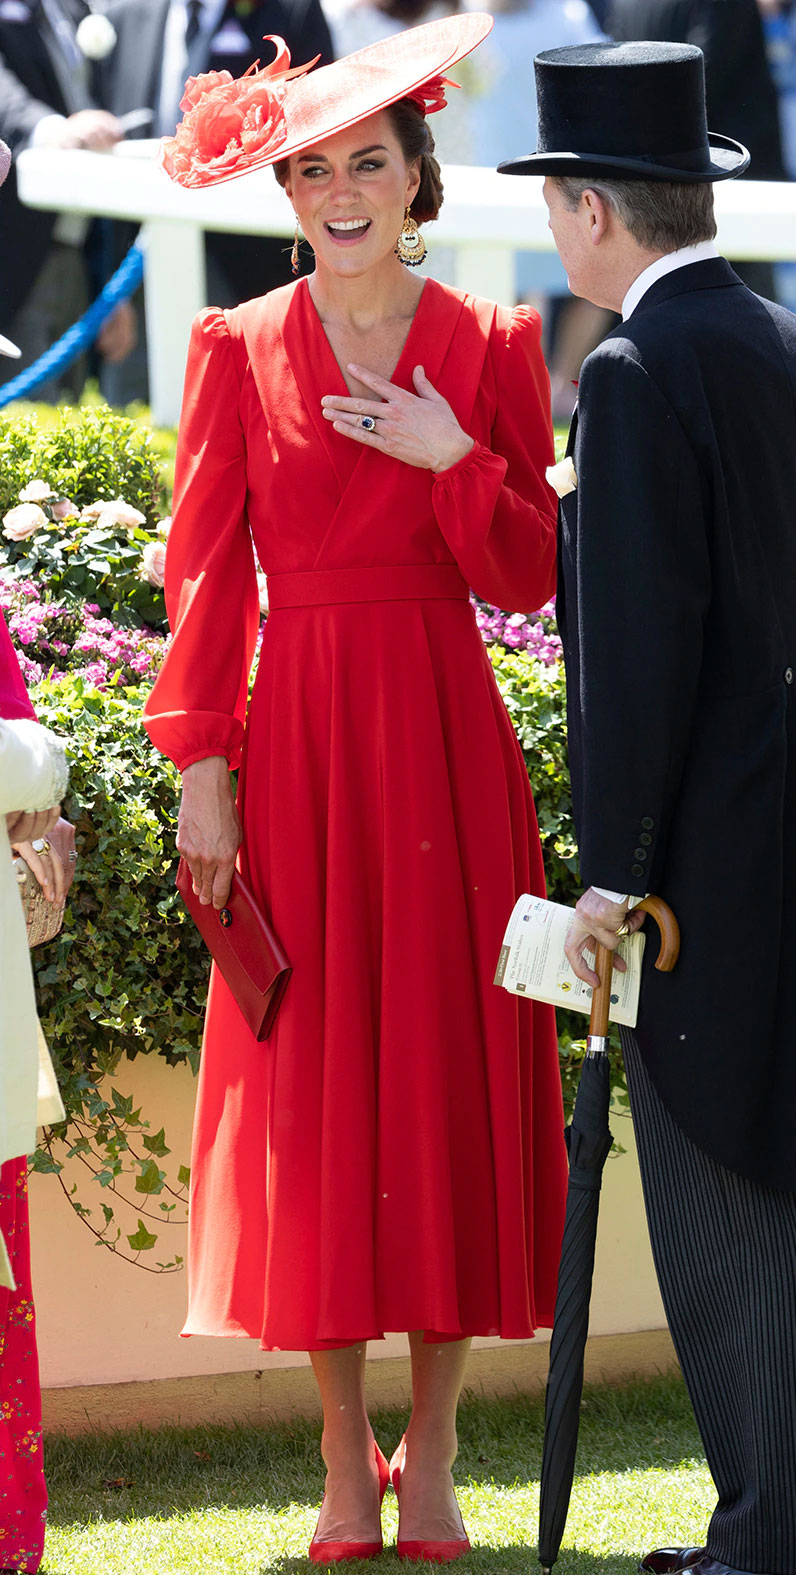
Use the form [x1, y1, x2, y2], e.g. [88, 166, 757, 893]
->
[497, 41, 749, 182]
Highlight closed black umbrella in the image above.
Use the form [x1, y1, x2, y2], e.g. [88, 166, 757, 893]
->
[538, 895, 680, 1575]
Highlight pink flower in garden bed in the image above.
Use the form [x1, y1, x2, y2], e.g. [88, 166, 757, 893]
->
[140, 541, 167, 589]
[471, 595, 562, 666]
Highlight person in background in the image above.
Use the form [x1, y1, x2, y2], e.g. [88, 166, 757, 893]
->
[757, 0, 796, 310]
[463, 0, 614, 421]
[0, 0, 134, 400]
[607, 0, 786, 296]
[93, 0, 334, 403]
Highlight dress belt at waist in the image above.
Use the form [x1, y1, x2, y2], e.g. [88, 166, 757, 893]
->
[267, 564, 469, 609]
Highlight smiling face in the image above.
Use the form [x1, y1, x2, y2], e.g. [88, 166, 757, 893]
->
[283, 110, 421, 280]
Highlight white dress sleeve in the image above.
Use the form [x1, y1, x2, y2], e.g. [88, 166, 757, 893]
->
[0, 718, 69, 815]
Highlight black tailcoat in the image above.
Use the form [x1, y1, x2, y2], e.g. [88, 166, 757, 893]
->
[557, 258, 796, 1189]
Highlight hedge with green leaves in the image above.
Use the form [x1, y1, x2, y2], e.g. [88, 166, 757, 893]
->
[0, 406, 162, 524]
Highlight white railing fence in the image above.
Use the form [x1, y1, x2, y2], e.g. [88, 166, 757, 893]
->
[17, 142, 796, 425]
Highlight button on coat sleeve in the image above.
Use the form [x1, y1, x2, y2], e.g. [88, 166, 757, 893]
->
[143, 309, 259, 773]
[430, 306, 558, 614]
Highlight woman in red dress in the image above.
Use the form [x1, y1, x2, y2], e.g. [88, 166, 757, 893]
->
[144, 15, 567, 1561]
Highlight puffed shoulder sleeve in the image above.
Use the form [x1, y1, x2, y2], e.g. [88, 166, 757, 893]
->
[431, 305, 557, 613]
[143, 308, 259, 772]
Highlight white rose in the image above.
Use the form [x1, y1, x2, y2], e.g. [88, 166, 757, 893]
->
[256, 572, 269, 616]
[156, 515, 172, 540]
[19, 479, 53, 504]
[140, 540, 167, 588]
[545, 457, 578, 499]
[2, 503, 48, 541]
[75, 12, 117, 60]
[81, 498, 147, 529]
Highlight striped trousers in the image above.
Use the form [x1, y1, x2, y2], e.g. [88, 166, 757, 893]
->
[621, 1030, 796, 1575]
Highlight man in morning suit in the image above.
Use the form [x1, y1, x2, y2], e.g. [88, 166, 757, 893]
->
[0, 0, 131, 393]
[93, 0, 333, 400]
[500, 42, 796, 1575]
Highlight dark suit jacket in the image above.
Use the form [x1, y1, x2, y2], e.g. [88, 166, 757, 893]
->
[0, 0, 89, 330]
[96, 0, 333, 302]
[557, 258, 796, 1189]
[607, 0, 785, 180]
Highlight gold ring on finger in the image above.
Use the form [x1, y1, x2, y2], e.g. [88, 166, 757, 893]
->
[615, 921, 630, 938]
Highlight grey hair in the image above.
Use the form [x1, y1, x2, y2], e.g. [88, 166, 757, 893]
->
[552, 175, 717, 252]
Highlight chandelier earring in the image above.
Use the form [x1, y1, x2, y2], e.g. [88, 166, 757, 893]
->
[291, 216, 301, 276]
[395, 206, 427, 268]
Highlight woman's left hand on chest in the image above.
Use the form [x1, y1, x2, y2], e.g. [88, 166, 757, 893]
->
[322, 364, 474, 474]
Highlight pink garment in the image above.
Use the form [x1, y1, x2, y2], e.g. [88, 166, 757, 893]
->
[1, 612, 47, 1571]
[0, 614, 35, 723]
[0, 1162, 46, 1573]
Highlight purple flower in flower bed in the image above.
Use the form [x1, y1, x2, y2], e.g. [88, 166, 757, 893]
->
[16, 652, 44, 686]
[0, 569, 167, 688]
[470, 593, 562, 666]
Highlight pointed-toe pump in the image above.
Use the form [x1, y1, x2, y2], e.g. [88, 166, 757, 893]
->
[392, 1458, 471, 1564]
[308, 1442, 390, 1563]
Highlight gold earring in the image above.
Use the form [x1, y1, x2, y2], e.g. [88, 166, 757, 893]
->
[291, 217, 300, 276]
[395, 206, 427, 268]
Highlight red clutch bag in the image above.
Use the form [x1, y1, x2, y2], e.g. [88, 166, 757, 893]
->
[176, 858, 291, 1041]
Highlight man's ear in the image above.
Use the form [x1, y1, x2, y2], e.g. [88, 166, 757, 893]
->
[582, 188, 610, 247]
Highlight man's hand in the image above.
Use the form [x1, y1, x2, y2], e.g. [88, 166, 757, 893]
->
[564, 887, 645, 987]
[62, 110, 122, 150]
[97, 300, 137, 364]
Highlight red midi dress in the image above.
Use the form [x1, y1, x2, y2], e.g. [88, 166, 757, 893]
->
[144, 276, 567, 1352]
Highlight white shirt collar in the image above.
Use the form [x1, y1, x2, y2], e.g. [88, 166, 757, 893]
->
[621, 241, 720, 321]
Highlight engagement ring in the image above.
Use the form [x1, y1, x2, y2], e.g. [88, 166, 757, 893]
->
[360, 415, 376, 431]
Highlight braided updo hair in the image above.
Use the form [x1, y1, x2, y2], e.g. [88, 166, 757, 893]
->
[272, 98, 444, 224]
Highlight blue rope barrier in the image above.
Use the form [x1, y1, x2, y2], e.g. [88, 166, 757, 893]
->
[0, 238, 145, 408]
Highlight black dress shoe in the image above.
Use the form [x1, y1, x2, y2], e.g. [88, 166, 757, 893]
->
[691, 1561, 769, 1575]
[639, 1550, 707, 1575]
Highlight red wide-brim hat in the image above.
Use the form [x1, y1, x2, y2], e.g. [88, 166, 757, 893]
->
[161, 12, 493, 189]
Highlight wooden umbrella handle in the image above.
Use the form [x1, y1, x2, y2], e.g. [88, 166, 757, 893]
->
[588, 895, 680, 1043]
[632, 895, 681, 972]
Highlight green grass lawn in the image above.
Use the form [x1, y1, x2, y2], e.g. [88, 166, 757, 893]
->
[41, 1373, 713, 1575]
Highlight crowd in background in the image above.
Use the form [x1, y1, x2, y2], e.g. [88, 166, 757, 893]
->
[1, 0, 793, 418]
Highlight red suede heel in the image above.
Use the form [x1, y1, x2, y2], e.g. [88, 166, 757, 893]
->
[392, 1458, 471, 1563]
[308, 1443, 389, 1563]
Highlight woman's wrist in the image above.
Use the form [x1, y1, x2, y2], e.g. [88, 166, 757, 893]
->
[181, 755, 230, 790]
[430, 434, 475, 475]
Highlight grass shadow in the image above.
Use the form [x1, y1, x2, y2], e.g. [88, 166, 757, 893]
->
[44, 1373, 703, 1530]
[269, 1550, 643, 1575]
